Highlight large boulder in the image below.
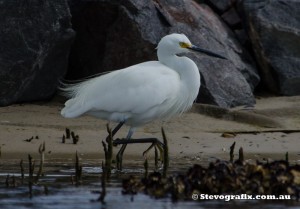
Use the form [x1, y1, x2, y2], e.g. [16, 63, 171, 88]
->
[241, 0, 300, 95]
[67, 0, 259, 108]
[204, 0, 237, 13]
[67, 0, 163, 79]
[0, 1, 75, 106]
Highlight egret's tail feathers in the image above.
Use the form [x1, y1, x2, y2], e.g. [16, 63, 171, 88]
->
[58, 71, 112, 97]
[61, 98, 88, 118]
[59, 78, 96, 118]
[58, 81, 83, 98]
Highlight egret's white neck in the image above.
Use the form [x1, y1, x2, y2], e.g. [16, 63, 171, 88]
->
[157, 48, 175, 66]
[157, 49, 200, 82]
[157, 48, 201, 110]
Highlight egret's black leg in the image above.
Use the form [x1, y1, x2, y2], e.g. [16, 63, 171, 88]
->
[106, 121, 124, 143]
[103, 121, 126, 170]
[116, 128, 135, 171]
[116, 144, 127, 170]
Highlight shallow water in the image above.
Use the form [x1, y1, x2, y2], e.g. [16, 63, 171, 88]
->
[0, 158, 299, 209]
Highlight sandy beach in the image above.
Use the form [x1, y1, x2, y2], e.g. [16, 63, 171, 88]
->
[0, 96, 300, 164]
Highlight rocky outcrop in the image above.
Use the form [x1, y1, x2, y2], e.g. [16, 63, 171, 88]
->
[67, 0, 162, 80]
[0, 1, 75, 106]
[1, 0, 299, 108]
[67, 0, 259, 108]
[241, 0, 300, 95]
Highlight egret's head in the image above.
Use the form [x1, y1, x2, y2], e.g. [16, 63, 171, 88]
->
[157, 33, 191, 55]
[157, 33, 226, 59]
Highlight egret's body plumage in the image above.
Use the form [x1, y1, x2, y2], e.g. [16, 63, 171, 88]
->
[61, 33, 225, 170]
[61, 34, 201, 127]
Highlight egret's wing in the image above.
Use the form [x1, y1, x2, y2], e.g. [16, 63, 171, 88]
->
[61, 61, 180, 118]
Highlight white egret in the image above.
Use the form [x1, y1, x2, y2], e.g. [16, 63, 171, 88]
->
[61, 33, 226, 170]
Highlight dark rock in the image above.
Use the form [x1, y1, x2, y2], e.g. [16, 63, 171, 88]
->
[234, 29, 248, 46]
[242, 0, 300, 95]
[67, 0, 164, 79]
[0, 1, 75, 106]
[204, 0, 237, 13]
[67, 0, 259, 108]
[221, 7, 241, 28]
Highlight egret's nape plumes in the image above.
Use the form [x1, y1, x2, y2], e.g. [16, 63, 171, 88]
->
[61, 33, 226, 170]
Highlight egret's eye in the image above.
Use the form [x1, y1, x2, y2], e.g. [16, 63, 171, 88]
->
[179, 42, 191, 48]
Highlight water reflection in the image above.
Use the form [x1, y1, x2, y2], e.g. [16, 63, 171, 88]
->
[0, 159, 298, 209]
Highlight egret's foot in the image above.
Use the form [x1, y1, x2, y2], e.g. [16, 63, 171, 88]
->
[142, 143, 155, 157]
[113, 138, 164, 147]
[142, 142, 165, 167]
[144, 144, 163, 170]
[113, 138, 165, 170]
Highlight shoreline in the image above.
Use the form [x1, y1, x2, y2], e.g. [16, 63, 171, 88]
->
[0, 96, 299, 164]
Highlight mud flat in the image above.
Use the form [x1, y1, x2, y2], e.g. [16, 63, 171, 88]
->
[0, 96, 299, 164]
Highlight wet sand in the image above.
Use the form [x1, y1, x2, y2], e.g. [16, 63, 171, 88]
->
[0, 96, 300, 164]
